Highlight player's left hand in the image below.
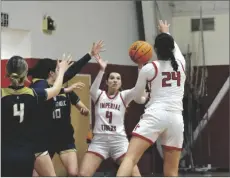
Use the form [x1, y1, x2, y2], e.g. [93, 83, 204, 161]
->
[57, 53, 74, 73]
[89, 40, 106, 57]
[65, 82, 85, 93]
[80, 107, 90, 116]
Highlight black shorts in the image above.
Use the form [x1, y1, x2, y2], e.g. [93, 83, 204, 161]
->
[2, 144, 35, 177]
[33, 122, 53, 154]
[48, 125, 76, 158]
[49, 142, 76, 158]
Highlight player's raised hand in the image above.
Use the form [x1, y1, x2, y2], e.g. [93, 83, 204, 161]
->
[57, 53, 74, 73]
[89, 40, 106, 57]
[94, 54, 108, 72]
[158, 20, 170, 33]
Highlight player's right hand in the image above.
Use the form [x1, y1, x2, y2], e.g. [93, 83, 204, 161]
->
[94, 54, 108, 72]
[158, 20, 170, 34]
[57, 53, 74, 73]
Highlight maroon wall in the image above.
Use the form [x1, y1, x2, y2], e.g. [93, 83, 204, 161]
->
[1, 59, 229, 173]
[190, 65, 229, 169]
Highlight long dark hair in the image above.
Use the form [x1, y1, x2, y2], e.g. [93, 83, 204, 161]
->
[28, 58, 57, 79]
[154, 33, 178, 71]
[6, 56, 28, 87]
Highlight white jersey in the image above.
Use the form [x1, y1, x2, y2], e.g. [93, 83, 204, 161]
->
[90, 71, 146, 136]
[93, 91, 127, 135]
[133, 39, 186, 112]
[145, 59, 186, 111]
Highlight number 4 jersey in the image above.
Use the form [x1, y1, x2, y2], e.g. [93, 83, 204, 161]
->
[93, 91, 127, 136]
[1, 86, 47, 146]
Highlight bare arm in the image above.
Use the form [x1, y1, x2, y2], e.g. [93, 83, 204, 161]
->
[159, 20, 185, 66]
[133, 63, 156, 103]
[45, 60, 73, 100]
[68, 91, 90, 116]
[166, 32, 185, 66]
[122, 65, 149, 105]
[64, 82, 85, 93]
[173, 38, 186, 66]
[75, 100, 90, 116]
[90, 70, 104, 103]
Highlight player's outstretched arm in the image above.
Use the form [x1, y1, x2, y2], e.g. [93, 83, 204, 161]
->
[90, 55, 108, 103]
[76, 101, 90, 116]
[69, 90, 90, 116]
[45, 58, 73, 100]
[121, 64, 148, 105]
[158, 20, 185, 65]
[63, 40, 106, 83]
[64, 82, 85, 93]
[133, 63, 156, 103]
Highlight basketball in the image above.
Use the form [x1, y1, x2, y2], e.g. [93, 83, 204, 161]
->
[129, 41, 153, 64]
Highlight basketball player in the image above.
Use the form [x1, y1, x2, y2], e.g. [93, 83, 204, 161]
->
[79, 55, 148, 177]
[1, 55, 73, 177]
[37, 82, 89, 177]
[29, 41, 105, 176]
[116, 20, 186, 177]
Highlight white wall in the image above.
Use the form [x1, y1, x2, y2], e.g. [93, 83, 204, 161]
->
[156, 1, 173, 32]
[1, 28, 31, 59]
[172, 13, 229, 66]
[1, 1, 138, 65]
[142, 1, 173, 60]
[142, 1, 155, 46]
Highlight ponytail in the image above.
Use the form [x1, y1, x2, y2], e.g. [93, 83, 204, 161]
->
[170, 51, 178, 71]
[10, 73, 20, 86]
[6, 56, 28, 87]
[155, 33, 178, 71]
[9, 73, 24, 87]
[8, 72, 27, 87]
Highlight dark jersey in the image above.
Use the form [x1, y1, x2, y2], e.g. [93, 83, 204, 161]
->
[29, 53, 91, 122]
[1, 86, 47, 147]
[51, 90, 80, 143]
[30, 79, 55, 122]
[29, 79, 57, 151]
[52, 90, 80, 125]
[29, 53, 91, 150]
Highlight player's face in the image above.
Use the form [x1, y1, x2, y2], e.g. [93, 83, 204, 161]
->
[49, 70, 58, 81]
[107, 72, 122, 91]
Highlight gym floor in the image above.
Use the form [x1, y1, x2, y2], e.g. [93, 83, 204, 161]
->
[94, 171, 230, 177]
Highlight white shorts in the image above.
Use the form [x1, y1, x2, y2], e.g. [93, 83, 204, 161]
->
[132, 110, 184, 150]
[87, 134, 129, 161]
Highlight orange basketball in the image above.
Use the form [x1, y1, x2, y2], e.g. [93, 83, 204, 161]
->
[129, 41, 153, 64]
